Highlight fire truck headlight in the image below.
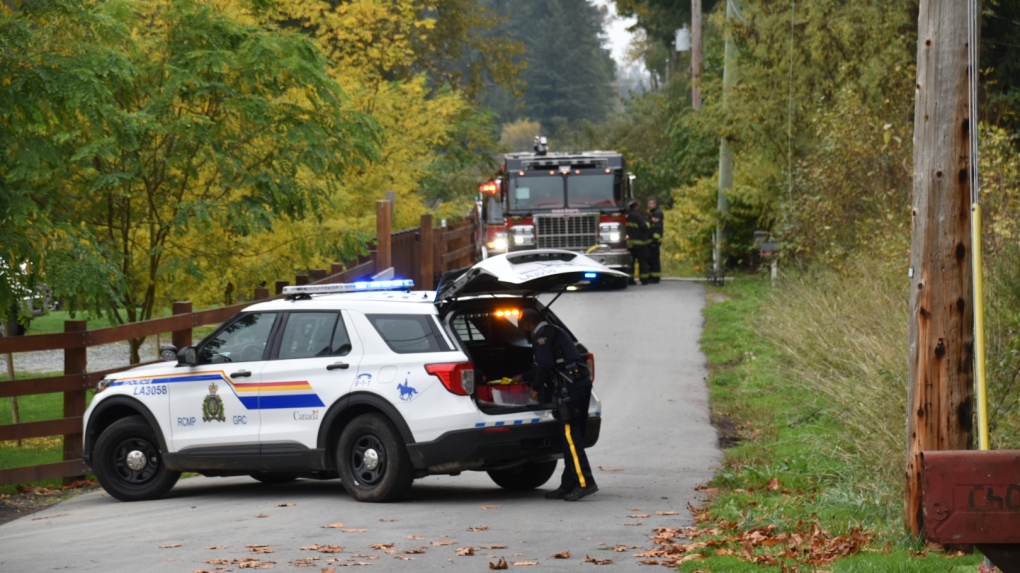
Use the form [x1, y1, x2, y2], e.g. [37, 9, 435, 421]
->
[600, 222, 622, 244]
[492, 234, 508, 251]
[510, 226, 534, 246]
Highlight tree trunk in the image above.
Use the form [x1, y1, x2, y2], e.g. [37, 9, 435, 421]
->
[905, 0, 976, 536]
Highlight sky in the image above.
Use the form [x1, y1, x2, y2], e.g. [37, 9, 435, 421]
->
[593, 0, 638, 66]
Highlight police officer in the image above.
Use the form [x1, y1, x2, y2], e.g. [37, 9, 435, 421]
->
[626, 200, 651, 285]
[513, 308, 597, 501]
[646, 197, 664, 284]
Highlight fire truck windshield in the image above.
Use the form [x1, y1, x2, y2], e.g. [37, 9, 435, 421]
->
[509, 173, 618, 210]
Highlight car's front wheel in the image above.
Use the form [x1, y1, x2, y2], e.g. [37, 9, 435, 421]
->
[93, 416, 181, 501]
[487, 460, 557, 490]
[336, 414, 414, 502]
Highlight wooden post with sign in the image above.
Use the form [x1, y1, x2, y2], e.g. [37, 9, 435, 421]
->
[905, 0, 975, 536]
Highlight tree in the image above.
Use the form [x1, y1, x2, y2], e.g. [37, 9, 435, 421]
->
[482, 0, 618, 134]
[2, 0, 377, 362]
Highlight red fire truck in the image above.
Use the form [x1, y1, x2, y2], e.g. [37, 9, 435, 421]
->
[476, 179, 508, 259]
[494, 139, 635, 282]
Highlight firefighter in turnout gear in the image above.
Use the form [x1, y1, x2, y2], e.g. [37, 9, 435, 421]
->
[512, 308, 598, 501]
[646, 197, 664, 284]
[626, 201, 651, 285]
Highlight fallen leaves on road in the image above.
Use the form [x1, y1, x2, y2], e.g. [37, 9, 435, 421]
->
[159, 543, 182, 548]
[512, 561, 539, 566]
[656, 511, 678, 515]
[403, 546, 428, 554]
[277, 503, 295, 507]
[204, 557, 275, 569]
[322, 522, 344, 528]
[342, 528, 368, 533]
[598, 466, 623, 472]
[300, 544, 343, 553]
[482, 545, 508, 550]
[481, 505, 500, 510]
[289, 556, 319, 567]
[370, 543, 395, 550]
[457, 547, 476, 556]
[206, 546, 227, 550]
[431, 540, 456, 546]
[552, 551, 570, 559]
[255, 514, 268, 518]
[628, 514, 650, 519]
[467, 525, 489, 532]
[585, 555, 613, 565]
[489, 557, 508, 569]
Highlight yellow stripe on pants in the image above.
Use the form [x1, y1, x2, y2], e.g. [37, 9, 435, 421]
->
[564, 423, 586, 488]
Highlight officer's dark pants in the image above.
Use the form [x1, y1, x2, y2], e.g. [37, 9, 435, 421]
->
[647, 242, 661, 283]
[557, 383, 595, 491]
[629, 246, 650, 284]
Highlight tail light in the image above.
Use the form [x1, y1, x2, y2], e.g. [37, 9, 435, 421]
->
[587, 353, 595, 384]
[425, 362, 476, 396]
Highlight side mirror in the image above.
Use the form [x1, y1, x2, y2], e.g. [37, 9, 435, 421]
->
[159, 344, 178, 362]
[178, 346, 198, 366]
[627, 173, 637, 199]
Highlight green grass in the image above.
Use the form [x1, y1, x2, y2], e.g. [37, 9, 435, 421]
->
[677, 270, 987, 572]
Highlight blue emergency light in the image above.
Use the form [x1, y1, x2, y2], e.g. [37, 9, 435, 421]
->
[584, 272, 597, 279]
[282, 279, 414, 296]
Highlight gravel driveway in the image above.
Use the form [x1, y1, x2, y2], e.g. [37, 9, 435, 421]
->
[5, 338, 164, 375]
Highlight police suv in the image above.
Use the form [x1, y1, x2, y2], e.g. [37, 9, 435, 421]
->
[83, 250, 625, 502]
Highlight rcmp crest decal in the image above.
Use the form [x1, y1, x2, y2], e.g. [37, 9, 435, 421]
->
[203, 382, 226, 422]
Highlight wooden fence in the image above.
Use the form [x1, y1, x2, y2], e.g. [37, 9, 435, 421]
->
[0, 203, 477, 487]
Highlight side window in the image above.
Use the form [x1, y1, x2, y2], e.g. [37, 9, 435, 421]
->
[278, 312, 351, 360]
[367, 314, 452, 354]
[202, 313, 278, 364]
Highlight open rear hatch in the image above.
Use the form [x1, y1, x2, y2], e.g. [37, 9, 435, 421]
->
[437, 250, 623, 414]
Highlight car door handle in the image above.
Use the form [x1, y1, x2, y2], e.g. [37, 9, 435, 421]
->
[231, 370, 252, 378]
[327, 362, 350, 371]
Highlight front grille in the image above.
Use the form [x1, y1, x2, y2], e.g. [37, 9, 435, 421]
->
[534, 214, 598, 250]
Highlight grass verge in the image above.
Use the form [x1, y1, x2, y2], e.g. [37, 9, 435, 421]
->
[658, 272, 985, 572]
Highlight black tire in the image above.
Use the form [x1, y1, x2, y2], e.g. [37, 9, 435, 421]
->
[93, 416, 180, 501]
[487, 460, 557, 491]
[336, 414, 414, 502]
[249, 473, 298, 485]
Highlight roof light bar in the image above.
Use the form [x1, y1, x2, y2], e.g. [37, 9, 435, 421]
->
[282, 279, 414, 295]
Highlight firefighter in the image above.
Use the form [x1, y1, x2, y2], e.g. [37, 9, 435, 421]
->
[512, 308, 598, 501]
[626, 200, 651, 285]
[646, 197, 664, 284]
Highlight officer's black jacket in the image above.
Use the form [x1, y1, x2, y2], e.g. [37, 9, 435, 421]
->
[523, 321, 586, 393]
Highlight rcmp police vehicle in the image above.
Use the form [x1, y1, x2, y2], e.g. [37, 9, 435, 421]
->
[82, 250, 625, 502]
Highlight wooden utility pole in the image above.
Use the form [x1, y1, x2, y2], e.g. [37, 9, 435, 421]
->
[691, 0, 702, 110]
[715, 0, 737, 272]
[905, 1, 976, 535]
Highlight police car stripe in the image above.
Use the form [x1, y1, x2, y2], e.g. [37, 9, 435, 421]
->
[111, 372, 324, 410]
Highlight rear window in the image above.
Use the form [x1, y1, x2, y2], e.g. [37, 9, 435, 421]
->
[367, 314, 452, 354]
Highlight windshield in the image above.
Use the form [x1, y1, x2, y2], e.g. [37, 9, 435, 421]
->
[508, 175, 563, 210]
[567, 173, 617, 208]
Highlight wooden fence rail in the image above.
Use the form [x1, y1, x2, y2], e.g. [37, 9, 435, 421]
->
[0, 205, 477, 487]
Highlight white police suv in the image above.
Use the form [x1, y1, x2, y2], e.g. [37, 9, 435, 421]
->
[83, 250, 626, 502]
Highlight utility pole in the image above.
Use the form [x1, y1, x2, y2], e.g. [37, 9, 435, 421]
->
[715, 0, 737, 272]
[905, 1, 976, 536]
[691, 0, 702, 110]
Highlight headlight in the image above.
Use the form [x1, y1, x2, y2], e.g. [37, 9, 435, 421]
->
[491, 233, 508, 252]
[96, 378, 114, 394]
[509, 225, 535, 246]
[599, 222, 622, 243]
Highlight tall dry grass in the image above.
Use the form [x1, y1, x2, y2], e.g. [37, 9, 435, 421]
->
[752, 263, 909, 494]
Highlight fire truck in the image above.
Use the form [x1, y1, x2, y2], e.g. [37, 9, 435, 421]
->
[493, 138, 635, 280]
[476, 179, 508, 259]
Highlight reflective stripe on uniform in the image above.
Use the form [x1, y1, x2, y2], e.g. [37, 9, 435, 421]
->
[563, 422, 586, 488]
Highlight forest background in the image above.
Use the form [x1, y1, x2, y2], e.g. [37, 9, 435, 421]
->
[3, 0, 1020, 559]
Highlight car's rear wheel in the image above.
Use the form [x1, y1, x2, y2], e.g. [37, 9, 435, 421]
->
[249, 473, 298, 485]
[93, 416, 181, 501]
[336, 414, 414, 502]
[487, 460, 557, 490]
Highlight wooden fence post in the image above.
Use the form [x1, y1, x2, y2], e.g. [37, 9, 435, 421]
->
[172, 302, 193, 350]
[377, 200, 392, 272]
[420, 214, 434, 290]
[275, 281, 289, 295]
[62, 320, 87, 485]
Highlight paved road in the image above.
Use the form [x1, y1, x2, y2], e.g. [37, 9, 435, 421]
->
[0, 281, 720, 571]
